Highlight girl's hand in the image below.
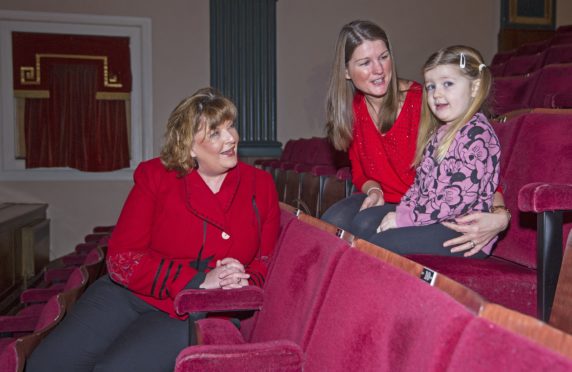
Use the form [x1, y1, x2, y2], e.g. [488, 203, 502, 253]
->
[442, 210, 510, 257]
[200, 258, 250, 289]
[378, 212, 397, 232]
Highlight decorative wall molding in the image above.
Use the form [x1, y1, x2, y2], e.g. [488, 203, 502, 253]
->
[0, 10, 153, 180]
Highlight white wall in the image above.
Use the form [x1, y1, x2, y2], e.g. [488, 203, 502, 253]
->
[0, 0, 536, 259]
[557, 0, 572, 26]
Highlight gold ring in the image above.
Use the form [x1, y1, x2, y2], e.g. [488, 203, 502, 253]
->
[470, 240, 476, 249]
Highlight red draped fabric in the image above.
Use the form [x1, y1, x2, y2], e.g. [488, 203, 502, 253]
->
[13, 32, 131, 172]
[24, 63, 129, 171]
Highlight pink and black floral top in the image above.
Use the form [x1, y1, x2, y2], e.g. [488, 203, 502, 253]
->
[395, 113, 500, 254]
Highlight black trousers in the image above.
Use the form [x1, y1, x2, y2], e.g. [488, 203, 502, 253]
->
[26, 275, 191, 372]
[321, 194, 487, 258]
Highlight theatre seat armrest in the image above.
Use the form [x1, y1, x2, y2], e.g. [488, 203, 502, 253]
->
[175, 341, 303, 372]
[195, 318, 246, 345]
[336, 166, 352, 180]
[0, 315, 38, 333]
[518, 183, 572, 212]
[174, 287, 264, 315]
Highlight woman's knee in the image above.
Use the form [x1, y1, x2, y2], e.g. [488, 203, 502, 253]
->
[321, 194, 365, 231]
[350, 204, 395, 239]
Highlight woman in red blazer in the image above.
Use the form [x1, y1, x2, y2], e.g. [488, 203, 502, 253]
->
[28, 88, 280, 372]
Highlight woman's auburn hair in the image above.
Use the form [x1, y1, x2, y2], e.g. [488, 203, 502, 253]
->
[160, 87, 237, 176]
[414, 45, 492, 166]
[325, 19, 400, 151]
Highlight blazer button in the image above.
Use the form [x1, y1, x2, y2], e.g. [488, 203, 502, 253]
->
[221, 232, 230, 240]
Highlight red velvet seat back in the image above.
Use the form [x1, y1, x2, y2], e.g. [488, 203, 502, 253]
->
[544, 45, 572, 66]
[304, 248, 473, 371]
[247, 218, 350, 348]
[307, 137, 336, 167]
[503, 53, 544, 76]
[491, 114, 527, 177]
[490, 72, 538, 115]
[240, 208, 298, 341]
[515, 39, 550, 56]
[447, 317, 572, 371]
[491, 50, 515, 66]
[63, 267, 88, 291]
[493, 112, 572, 267]
[34, 295, 65, 332]
[280, 138, 310, 170]
[551, 33, 572, 46]
[265, 209, 297, 282]
[490, 62, 506, 77]
[529, 63, 572, 108]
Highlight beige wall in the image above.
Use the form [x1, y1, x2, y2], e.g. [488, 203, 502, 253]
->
[557, 0, 572, 26]
[6, 0, 565, 259]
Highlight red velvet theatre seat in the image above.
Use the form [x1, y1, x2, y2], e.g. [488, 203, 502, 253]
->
[174, 216, 352, 371]
[408, 111, 572, 319]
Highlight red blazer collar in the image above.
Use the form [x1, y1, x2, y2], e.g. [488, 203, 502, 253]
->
[183, 164, 241, 230]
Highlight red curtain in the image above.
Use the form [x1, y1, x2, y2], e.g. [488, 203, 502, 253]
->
[25, 62, 129, 171]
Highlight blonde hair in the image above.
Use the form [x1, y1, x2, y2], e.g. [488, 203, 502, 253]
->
[414, 45, 492, 166]
[326, 20, 400, 151]
[160, 87, 237, 176]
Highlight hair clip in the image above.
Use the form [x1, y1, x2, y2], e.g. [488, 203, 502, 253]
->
[459, 53, 466, 69]
[478, 63, 486, 72]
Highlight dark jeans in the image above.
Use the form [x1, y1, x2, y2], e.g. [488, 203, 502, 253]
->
[321, 194, 487, 258]
[26, 275, 192, 372]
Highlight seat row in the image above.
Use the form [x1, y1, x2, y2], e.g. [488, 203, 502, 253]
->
[270, 108, 572, 319]
[491, 62, 572, 116]
[0, 227, 111, 372]
[491, 25, 572, 66]
[171, 204, 572, 371]
[255, 137, 351, 217]
[490, 23, 572, 77]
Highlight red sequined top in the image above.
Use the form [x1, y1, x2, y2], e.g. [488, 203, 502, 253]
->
[349, 81, 423, 203]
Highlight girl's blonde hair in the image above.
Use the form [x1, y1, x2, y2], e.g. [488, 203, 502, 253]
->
[160, 87, 237, 176]
[326, 20, 400, 151]
[414, 45, 492, 166]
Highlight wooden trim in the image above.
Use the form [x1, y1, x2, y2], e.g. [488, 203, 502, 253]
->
[509, 0, 552, 26]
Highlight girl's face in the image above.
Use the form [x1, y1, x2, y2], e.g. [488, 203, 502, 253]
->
[424, 64, 479, 125]
[345, 39, 392, 99]
[191, 119, 239, 177]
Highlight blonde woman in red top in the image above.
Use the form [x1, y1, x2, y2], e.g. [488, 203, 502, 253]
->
[323, 20, 509, 257]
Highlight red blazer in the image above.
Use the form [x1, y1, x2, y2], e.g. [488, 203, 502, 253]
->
[107, 158, 280, 318]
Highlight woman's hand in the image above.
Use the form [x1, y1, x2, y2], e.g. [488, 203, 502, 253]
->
[442, 210, 510, 257]
[378, 212, 397, 232]
[200, 257, 250, 289]
[359, 182, 385, 211]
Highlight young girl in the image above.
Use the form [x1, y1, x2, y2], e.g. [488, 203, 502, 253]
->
[373, 45, 501, 258]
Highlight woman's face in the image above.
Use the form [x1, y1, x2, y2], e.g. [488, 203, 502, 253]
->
[345, 39, 393, 99]
[191, 119, 239, 177]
